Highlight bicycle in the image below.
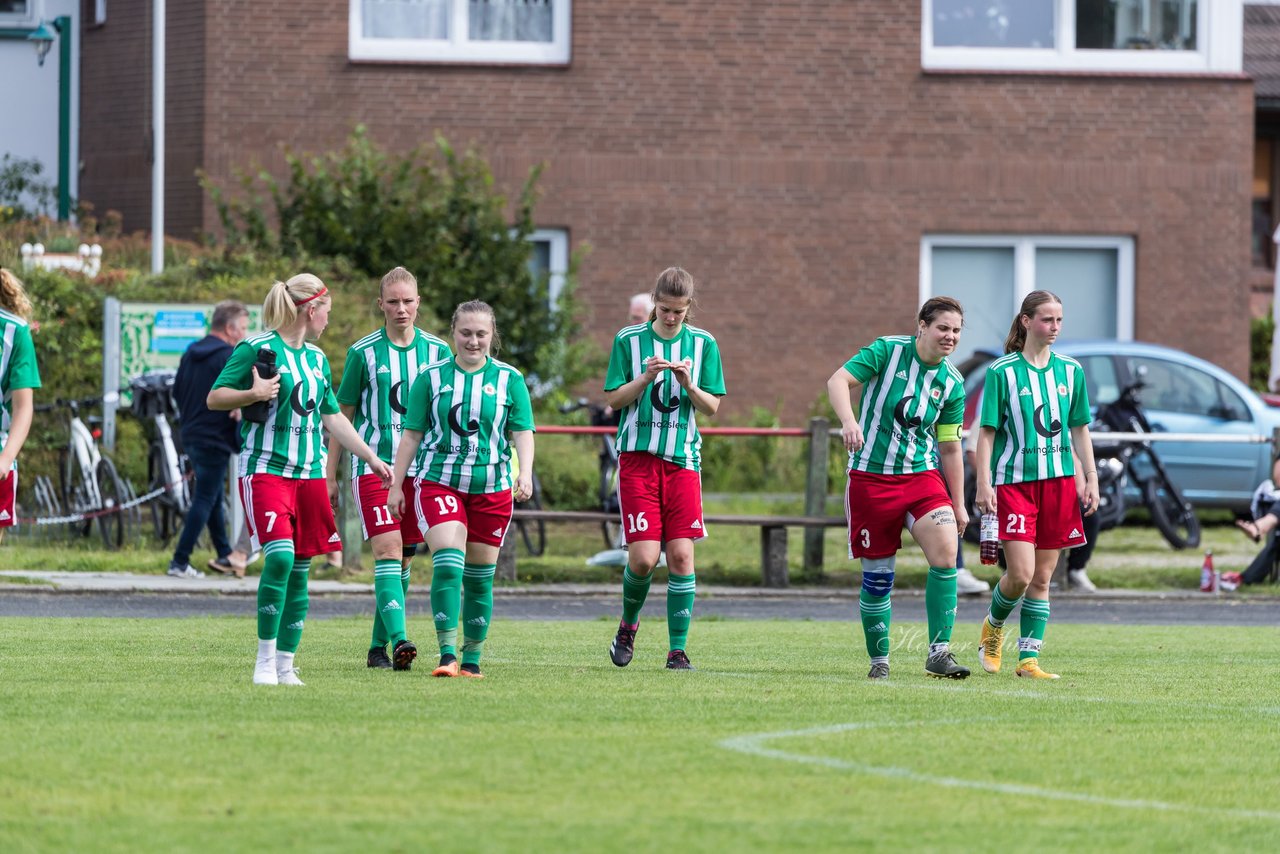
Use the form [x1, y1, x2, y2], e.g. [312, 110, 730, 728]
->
[129, 372, 192, 542]
[41, 396, 133, 549]
[511, 445, 546, 557]
[560, 398, 622, 548]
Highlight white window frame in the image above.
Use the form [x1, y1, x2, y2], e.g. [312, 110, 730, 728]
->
[0, 1, 35, 25]
[349, 0, 571, 65]
[921, 0, 1242, 74]
[527, 228, 568, 304]
[919, 234, 1135, 340]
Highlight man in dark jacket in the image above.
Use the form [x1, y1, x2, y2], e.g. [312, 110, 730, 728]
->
[168, 301, 249, 578]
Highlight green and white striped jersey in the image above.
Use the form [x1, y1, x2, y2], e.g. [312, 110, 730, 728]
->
[604, 322, 726, 472]
[0, 308, 41, 466]
[212, 331, 340, 479]
[336, 327, 451, 480]
[843, 336, 964, 475]
[980, 351, 1091, 485]
[403, 356, 535, 494]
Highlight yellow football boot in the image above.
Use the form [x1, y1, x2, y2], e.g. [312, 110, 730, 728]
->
[979, 617, 1004, 674]
[1015, 658, 1060, 680]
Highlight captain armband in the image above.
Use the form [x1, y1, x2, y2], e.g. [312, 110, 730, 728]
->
[936, 423, 961, 443]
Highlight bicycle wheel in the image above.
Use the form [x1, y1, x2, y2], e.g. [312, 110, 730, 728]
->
[96, 457, 129, 550]
[148, 444, 177, 542]
[58, 448, 93, 539]
[599, 458, 623, 548]
[1144, 476, 1200, 550]
[516, 475, 546, 557]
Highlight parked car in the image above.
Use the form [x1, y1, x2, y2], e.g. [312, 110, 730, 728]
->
[956, 341, 1280, 515]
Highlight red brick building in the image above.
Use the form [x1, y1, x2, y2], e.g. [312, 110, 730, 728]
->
[79, 1, 1253, 416]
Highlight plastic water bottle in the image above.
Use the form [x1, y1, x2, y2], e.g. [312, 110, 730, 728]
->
[980, 512, 999, 565]
[242, 348, 278, 424]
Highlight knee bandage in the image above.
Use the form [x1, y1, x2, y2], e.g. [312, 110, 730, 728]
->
[860, 556, 896, 597]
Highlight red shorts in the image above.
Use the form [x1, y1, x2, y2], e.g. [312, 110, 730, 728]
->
[0, 469, 15, 528]
[413, 479, 513, 547]
[352, 473, 424, 545]
[239, 474, 340, 559]
[996, 476, 1086, 550]
[845, 469, 952, 559]
[617, 452, 705, 544]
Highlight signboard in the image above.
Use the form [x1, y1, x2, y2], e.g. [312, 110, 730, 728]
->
[118, 301, 262, 394]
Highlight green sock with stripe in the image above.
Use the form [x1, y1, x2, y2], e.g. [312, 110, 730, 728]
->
[277, 557, 311, 654]
[461, 562, 496, 667]
[859, 591, 892, 661]
[1018, 596, 1051, 660]
[373, 558, 406, 647]
[987, 579, 1022, 628]
[256, 539, 295, 640]
[430, 548, 464, 657]
[666, 573, 696, 652]
[925, 566, 958, 650]
[620, 566, 651, 626]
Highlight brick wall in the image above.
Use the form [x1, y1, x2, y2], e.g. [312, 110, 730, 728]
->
[83, 1, 1254, 414]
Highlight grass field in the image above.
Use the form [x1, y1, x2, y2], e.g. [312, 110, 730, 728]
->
[1, 617, 1277, 852]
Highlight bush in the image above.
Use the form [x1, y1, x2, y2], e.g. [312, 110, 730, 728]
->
[203, 126, 601, 399]
[1251, 312, 1274, 393]
[0, 154, 58, 222]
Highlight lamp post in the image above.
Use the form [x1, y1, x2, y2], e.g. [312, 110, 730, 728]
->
[24, 15, 71, 220]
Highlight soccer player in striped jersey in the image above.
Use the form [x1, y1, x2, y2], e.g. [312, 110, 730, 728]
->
[0, 269, 40, 539]
[605, 267, 725, 671]
[974, 290, 1097, 680]
[209, 274, 393, 686]
[387, 300, 535, 679]
[327, 267, 451, 672]
[826, 297, 970, 680]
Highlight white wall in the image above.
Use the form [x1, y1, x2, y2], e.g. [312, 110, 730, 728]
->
[0, 0, 80, 214]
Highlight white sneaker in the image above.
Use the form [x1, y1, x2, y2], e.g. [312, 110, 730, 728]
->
[1067, 569, 1097, 592]
[167, 563, 205, 579]
[955, 567, 991, 595]
[277, 668, 305, 686]
[253, 656, 278, 685]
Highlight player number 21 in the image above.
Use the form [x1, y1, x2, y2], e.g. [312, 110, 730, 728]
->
[1005, 513, 1027, 534]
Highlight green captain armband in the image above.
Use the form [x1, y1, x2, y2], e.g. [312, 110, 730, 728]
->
[936, 423, 961, 443]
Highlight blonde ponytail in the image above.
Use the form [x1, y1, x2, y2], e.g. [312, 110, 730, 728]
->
[0, 268, 33, 319]
[262, 273, 328, 330]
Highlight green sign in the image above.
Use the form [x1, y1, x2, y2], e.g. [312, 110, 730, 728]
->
[118, 301, 262, 395]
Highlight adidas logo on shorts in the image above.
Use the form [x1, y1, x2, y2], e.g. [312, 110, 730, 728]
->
[491, 528, 503, 538]
[690, 520, 702, 529]
[0, 510, 10, 521]
[328, 533, 341, 543]
[381, 600, 402, 613]
[1069, 528, 1082, 538]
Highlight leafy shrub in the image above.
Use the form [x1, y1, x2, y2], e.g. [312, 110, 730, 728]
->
[0, 154, 58, 222]
[203, 126, 601, 398]
[1251, 312, 1274, 393]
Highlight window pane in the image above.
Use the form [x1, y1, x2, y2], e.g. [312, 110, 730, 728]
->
[470, 0, 554, 43]
[931, 246, 1016, 363]
[1125, 357, 1217, 416]
[932, 0, 1055, 48]
[1077, 354, 1119, 406]
[1076, 0, 1197, 51]
[0, 2, 30, 14]
[363, 0, 450, 40]
[1035, 248, 1118, 340]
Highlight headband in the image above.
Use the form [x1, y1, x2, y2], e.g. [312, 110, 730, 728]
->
[293, 287, 328, 306]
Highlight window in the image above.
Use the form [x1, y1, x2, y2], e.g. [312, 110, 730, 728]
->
[1125, 356, 1251, 421]
[920, 234, 1135, 363]
[1254, 137, 1274, 268]
[0, 1, 32, 22]
[922, 0, 1242, 74]
[350, 0, 571, 65]
[526, 228, 568, 304]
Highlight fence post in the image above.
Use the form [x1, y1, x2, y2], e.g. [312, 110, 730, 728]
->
[336, 455, 363, 570]
[497, 533, 517, 582]
[803, 416, 830, 579]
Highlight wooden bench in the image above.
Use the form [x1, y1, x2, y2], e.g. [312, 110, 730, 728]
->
[508, 508, 846, 587]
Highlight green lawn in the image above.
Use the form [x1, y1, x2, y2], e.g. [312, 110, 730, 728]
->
[0, 618, 1277, 852]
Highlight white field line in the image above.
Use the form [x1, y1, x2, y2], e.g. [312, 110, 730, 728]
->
[718, 720, 1280, 821]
